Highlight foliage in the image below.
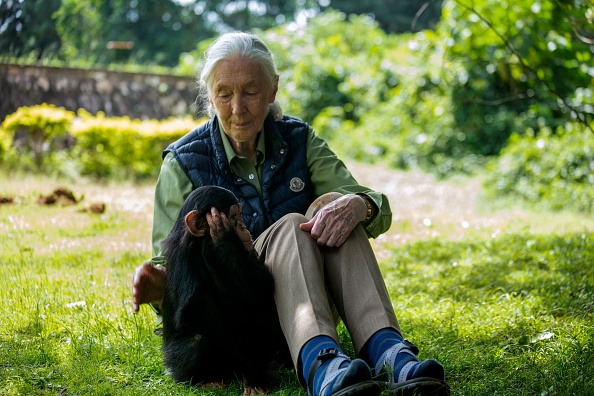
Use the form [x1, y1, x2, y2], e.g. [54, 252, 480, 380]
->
[52, 0, 215, 67]
[483, 122, 594, 213]
[0, 104, 75, 169]
[321, 0, 444, 33]
[437, 0, 594, 155]
[256, 13, 477, 175]
[260, 1, 592, 183]
[0, 176, 592, 395]
[1, 103, 74, 140]
[0, 126, 10, 160]
[0, 0, 62, 59]
[0, 0, 439, 65]
[4, 55, 190, 77]
[263, 11, 395, 126]
[0, 105, 202, 180]
[70, 110, 201, 180]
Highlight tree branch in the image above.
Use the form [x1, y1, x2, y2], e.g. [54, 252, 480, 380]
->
[411, 2, 431, 31]
[452, 0, 593, 134]
[462, 93, 528, 106]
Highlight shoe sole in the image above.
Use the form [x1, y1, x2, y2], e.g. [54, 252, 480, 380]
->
[378, 377, 450, 396]
[331, 380, 382, 396]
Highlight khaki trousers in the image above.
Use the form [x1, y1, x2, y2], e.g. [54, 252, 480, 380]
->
[253, 194, 400, 371]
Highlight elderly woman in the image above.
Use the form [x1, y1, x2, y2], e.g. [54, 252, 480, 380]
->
[132, 32, 448, 396]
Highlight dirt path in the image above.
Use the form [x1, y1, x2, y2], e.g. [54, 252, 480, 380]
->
[3, 161, 590, 262]
[344, 160, 525, 260]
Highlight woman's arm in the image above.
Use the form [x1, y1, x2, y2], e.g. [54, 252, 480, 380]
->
[151, 152, 194, 262]
[305, 129, 392, 239]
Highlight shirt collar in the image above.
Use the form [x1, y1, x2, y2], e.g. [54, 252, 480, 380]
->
[217, 118, 266, 166]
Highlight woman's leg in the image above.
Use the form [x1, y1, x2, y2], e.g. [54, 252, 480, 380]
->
[254, 212, 384, 395]
[304, 192, 401, 355]
[254, 193, 400, 364]
[323, 222, 401, 354]
[254, 213, 339, 367]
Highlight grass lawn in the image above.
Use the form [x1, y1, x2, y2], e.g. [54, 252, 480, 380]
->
[0, 172, 592, 395]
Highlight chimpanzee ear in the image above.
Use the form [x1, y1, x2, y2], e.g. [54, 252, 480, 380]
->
[185, 210, 207, 237]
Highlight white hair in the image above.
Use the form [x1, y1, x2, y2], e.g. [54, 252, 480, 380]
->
[197, 32, 283, 121]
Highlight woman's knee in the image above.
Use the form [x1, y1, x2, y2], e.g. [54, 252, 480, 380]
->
[305, 192, 344, 219]
[254, 212, 309, 254]
[279, 212, 308, 227]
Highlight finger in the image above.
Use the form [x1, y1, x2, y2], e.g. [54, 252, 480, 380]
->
[335, 232, 348, 248]
[206, 207, 218, 225]
[309, 215, 329, 240]
[299, 218, 315, 232]
[324, 228, 342, 247]
[229, 204, 240, 220]
[316, 226, 337, 246]
[132, 265, 146, 293]
[132, 268, 142, 311]
[216, 209, 233, 231]
[206, 208, 220, 231]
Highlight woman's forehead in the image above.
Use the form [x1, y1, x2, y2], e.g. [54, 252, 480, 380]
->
[212, 57, 269, 89]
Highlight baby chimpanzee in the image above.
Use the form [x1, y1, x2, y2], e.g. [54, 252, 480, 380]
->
[160, 186, 287, 393]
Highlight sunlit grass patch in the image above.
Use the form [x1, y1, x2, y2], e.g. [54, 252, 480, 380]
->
[1, 175, 593, 395]
[382, 232, 594, 395]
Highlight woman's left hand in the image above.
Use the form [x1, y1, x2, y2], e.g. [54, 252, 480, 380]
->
[299, 194, 368, 247]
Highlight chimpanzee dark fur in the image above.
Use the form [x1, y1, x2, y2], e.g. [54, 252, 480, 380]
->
[161, 186, 288, 389]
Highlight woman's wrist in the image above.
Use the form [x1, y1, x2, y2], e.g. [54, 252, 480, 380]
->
[355, 193, 376, 223]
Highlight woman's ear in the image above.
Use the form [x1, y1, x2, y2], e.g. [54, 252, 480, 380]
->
[269, 75, 279, 103]
[185, 210, 207, 237]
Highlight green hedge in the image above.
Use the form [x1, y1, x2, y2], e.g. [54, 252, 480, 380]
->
[0, 105, 203, 180]
[3, 104, 593, 214]
[483, 123, 594, 213]
[1, 104, 75, 169]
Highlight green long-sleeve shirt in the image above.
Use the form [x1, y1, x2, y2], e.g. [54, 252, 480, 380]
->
[150, 125, 392, 265]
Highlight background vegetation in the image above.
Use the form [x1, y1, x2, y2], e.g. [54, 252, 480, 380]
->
[1, 1, 593, 394]
[0, 0, 443, 66]
[1, 0, 593, 212]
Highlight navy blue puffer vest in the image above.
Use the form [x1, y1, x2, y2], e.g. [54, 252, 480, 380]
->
[164, 113, 314, 238]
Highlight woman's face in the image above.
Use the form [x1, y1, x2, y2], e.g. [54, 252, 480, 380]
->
[209, 56, 278, 147]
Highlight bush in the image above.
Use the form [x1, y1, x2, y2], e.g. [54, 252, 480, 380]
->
[483, 123, 594, 212]
[0, 104, 76, 170]
[0, 105, 203, 180]
[70, 110, 201, 180]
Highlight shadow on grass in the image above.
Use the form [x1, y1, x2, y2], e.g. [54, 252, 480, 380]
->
[381, 231, 594, 396]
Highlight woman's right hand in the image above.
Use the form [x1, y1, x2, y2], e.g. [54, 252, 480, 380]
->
[299, 194, 368, 248]
[131, 261, 165, 312]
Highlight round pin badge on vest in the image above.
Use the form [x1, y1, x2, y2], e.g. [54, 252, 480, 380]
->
[289, 177, 305, 192]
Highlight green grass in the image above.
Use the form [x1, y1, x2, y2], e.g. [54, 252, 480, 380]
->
[383, 233, 594, 395]
[0, 175, 592, 395]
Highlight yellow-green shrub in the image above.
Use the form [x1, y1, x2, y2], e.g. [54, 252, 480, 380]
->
[0, 126, 12, 161]
[0, 104, 75, 169]
[71, 110, 203, 179]
[0, 105, 204, 180]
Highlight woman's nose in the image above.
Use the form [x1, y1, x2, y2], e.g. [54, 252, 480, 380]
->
[231, 94, 247, 114]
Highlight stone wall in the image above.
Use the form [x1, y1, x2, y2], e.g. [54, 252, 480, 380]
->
[0, 63, 199, 122]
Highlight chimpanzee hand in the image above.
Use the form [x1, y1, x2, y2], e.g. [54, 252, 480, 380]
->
[131, 261, 165, 312]
[299, 194, 368, 248]
[205, 204, 253, 250]
[205, 205, 236, 242]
